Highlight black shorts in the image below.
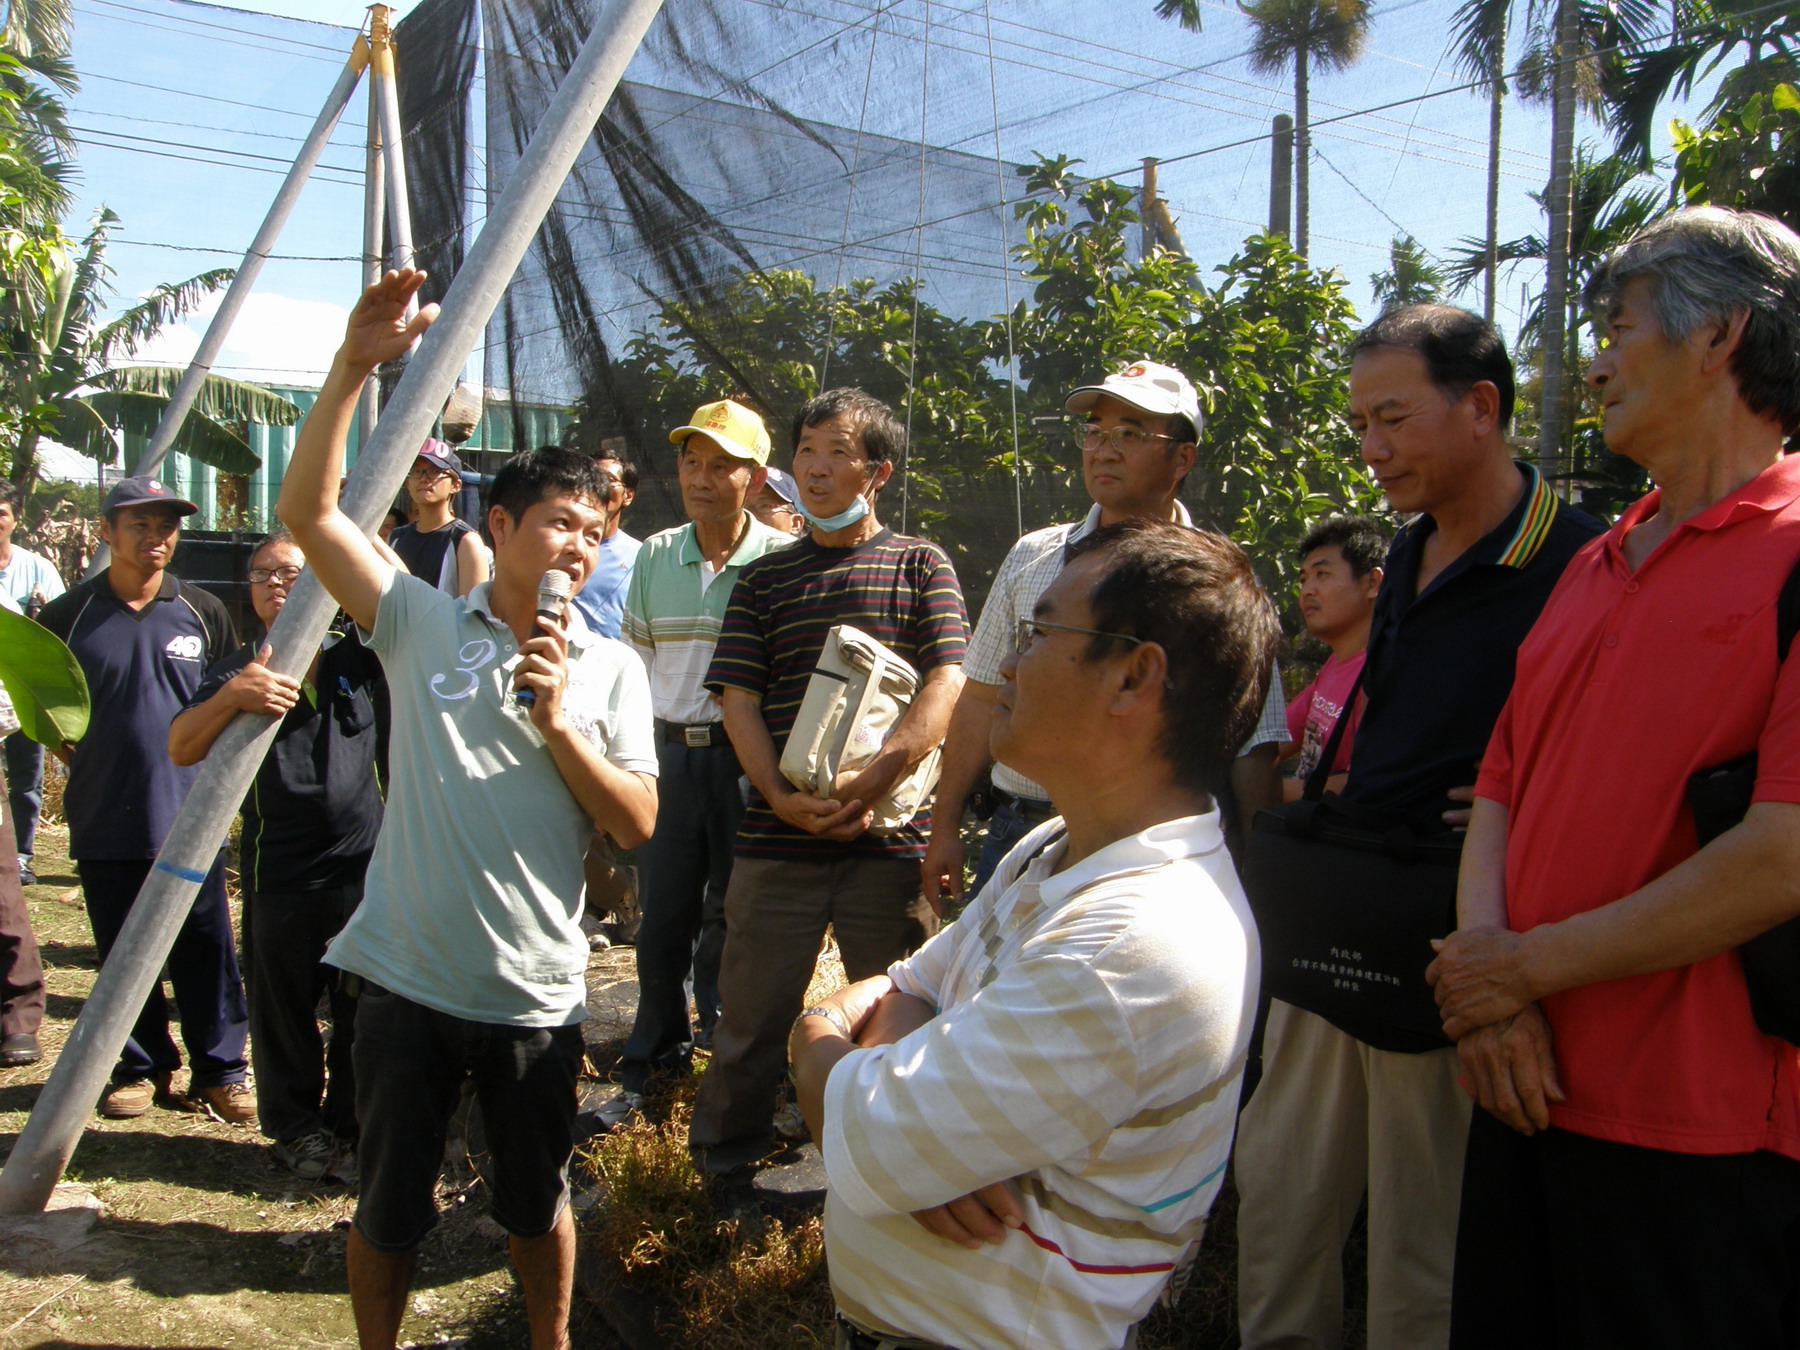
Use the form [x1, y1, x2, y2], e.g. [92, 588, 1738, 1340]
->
[350, 983, 584, 1252]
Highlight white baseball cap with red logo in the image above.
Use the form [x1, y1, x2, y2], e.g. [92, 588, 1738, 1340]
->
[1064, 360, 1203, 441]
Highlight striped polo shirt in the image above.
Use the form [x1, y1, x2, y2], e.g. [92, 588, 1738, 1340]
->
[705, 526, 967, 860]
[822, 811, 1258, 1349]
[621, 514, 794, 724]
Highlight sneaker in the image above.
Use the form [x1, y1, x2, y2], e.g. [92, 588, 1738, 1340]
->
[191, 1081, 258, 1126]
[17, 859, 35, 887]
[595, 1090, 646, 1133]
[772, 1100, 809, 1141]
[100, 1074, 171, 1119]
[272, 1131, 334, 1180]
[326, 1142, 359, 1185]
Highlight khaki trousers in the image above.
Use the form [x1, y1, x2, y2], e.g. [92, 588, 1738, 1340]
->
[1235, 1000, 1471, 1350]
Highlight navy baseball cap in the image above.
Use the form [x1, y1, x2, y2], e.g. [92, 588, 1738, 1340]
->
[416, 439, 465, 478]
[102, 475, 199, 517]
[764, 466, 800, 505]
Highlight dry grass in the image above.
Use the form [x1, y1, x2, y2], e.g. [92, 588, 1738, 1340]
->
[578, 1083, 833, 1349]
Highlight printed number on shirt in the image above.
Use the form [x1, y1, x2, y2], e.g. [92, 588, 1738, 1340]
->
[430, 638, 498, 701]
[164, 634, 205, 664]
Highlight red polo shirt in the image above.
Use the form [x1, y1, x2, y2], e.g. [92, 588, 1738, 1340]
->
[1476, 453, 1800, 1160]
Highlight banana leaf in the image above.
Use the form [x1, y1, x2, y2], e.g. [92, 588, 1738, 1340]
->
[0, 606, 89, 748]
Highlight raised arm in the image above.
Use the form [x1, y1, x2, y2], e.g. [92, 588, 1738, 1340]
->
[277, 269, 438, 632]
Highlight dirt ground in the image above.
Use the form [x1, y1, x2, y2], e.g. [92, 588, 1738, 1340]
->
[0, 822, 638, 1350]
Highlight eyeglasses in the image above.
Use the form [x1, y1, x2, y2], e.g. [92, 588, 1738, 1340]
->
[408, 465, 453, 480]
[249, 565, 303, 586]
[1073, 422, 1177, 454]
[1014, 618, 1144, 654]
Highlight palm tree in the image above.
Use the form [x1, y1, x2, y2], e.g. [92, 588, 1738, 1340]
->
[1604, 0, 1798, 166]
[1, 209, 300, 494]
[1534, 0, 1657, 475]
[1446, 0, 1513, 322]
[1445, 145, 1660, 469]
[1238, 0, 1372, 257]
[1371, 234, 1449, 310]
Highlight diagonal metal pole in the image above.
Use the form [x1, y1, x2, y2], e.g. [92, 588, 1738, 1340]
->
[370, 5, 418, 333]
[358, 35, 388, 448]
[0, 0, 669, 1215]
[83, 36, 370, 582]
[126, 38, 370, 489]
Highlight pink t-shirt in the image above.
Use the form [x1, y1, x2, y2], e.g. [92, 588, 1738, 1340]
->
[1285, 650, 1366, 783]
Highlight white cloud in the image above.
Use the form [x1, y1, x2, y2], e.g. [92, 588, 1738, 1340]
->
[126, 290, 350, 389]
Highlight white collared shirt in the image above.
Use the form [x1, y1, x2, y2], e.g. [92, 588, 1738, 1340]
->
[822, 811, 1259, 1350]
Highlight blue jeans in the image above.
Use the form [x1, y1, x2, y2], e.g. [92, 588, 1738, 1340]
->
[4, 732, 42, 860]
[969, 794, 1054, 901]
[617, 736, 744, 1094]
[77, 855, 248, 1088]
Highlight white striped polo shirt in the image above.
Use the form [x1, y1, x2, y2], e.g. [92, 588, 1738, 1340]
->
[821, 811, 1259, 1350]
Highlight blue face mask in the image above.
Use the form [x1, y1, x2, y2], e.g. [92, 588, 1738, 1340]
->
[798, 492, 870, 533]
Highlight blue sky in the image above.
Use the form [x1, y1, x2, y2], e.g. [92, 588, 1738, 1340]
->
[67, 0, 1707, 391]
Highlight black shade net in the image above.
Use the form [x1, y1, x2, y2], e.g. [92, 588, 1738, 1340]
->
[394, 0, 1085, 602]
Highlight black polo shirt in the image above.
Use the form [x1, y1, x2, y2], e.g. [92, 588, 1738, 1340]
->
[188, 625, 386, 893]
[1342, 464, 1603, 830]
[38, 570, 237, 860]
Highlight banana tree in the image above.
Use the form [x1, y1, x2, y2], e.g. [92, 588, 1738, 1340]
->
[1, 208, 299, 493]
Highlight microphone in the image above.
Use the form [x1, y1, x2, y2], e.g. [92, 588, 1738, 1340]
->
[515, 569, 574, 709]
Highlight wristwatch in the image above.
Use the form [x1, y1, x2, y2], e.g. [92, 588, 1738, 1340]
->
[798, 1004, 852, 1038]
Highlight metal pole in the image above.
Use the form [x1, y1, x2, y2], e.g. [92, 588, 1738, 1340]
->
[0, 0, 669, 1215]
[130, 42, 369, 486]
[359, 40, 388, 452]
[82, 39, 369, 580]
[370, 5, 419, 337]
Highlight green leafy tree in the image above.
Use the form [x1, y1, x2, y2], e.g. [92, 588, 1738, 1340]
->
[1, 209, 301, 493]
[1671, 82, 1800, 231]
[1238, 0, 1373, 258]
[1370, 233, 1449, 310]
[1006, 156, 1383, 605]
[579, 155, 1380, 615]
[1604, 0, 1799, 166]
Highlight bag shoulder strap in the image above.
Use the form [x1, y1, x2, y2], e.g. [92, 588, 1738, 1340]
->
[1301, 661, 1367, 801]
[1777, 551, 1800, 663]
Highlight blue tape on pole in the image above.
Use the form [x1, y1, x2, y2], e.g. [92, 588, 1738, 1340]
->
[153, 860, 209, 884]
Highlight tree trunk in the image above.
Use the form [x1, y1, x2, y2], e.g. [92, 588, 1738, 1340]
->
[1540, 0, 1577, 479]
[9, 428, 40, 496]
[1296, 42, 1311, 259]
[1484, 35, 1506, 324]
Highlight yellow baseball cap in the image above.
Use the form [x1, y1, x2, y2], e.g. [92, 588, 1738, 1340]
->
[668, 399, 772, 466]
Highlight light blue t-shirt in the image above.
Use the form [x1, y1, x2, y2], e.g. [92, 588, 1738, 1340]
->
[0, 544, 65, 611]
[569, 529, 640, 640]
[326, 571, 657, 1026]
